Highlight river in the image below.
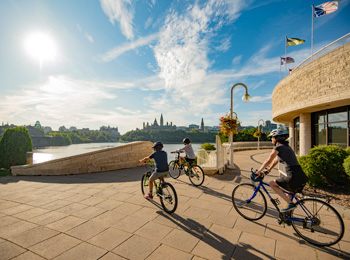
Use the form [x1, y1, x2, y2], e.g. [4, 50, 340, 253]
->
[33, 142, 208, 164]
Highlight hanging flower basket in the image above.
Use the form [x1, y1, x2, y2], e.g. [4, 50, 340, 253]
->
[219, 114, 241, 136]
[253, 130, 261, 138]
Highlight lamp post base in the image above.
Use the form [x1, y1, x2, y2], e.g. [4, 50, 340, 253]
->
[227, 165, 235, 169]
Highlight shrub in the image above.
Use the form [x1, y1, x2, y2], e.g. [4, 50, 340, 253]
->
[0, 127, 33, 169]
[201, 143, 216, 150]
[298, 145, 348, 187]
[345, 147, 350, 156]
[343, 155, 350, 178]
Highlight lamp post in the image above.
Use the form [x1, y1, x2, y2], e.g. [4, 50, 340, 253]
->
[257, 119, 265, 150]
[227, 83, 251, 169]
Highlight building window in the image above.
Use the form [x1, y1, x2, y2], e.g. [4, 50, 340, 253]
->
[294, 117, 300, 155]
[312, 106, 349, 148]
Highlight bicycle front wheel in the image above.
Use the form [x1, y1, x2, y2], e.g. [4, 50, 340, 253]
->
[188, 165, 205, 186]
[159, 183, 178, 214]
[232, 183, 267, 221]
[291, 198, 344, 246]
[141, 173, 150, 196]
[169, 160, 181, 179]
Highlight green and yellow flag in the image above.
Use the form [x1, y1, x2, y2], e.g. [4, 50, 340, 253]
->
[286, 37, 305, 46]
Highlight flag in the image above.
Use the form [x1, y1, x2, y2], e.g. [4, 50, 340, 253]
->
[281, 57, 295, 65]
[286, 38, 305, 47]
[314, 1, 339, 18]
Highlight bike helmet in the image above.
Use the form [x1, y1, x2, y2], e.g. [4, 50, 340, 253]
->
[250, 172, 263, 182]
[152, 141, 163, 149]
[183, 138, 191, 144]
[268, 129, 289, 137]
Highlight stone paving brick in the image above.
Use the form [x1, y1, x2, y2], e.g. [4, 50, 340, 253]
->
[191, 236, 236, 260]
[88, 227, 132, 251]
[29, 233, 81, 259]
[264, 223, 303, 245]
[146, 244, 193, 260]
[0, 220, 38, 239]
[132, 206, 162, 221]
[91, 210, 127, 226]
[71, 206, 107, 219]
[64, 193, 91, 203]
[208, 211, 237, 228]
[66, 220, 109, 240]
[11, 251, 46, 260]
[112, 202, 142, 215]
[110, 192, 133, 202]
[53, 242, 107, 260]
[113, 235, 159, 260]
[205, 224, 241, 245]
[0, 241, 26, 260]
[162, 229, 201, 253]
[79, 196, 106, 206]
[112, 215, 148, 233]
[275, 240, 317, 260]
[0, 204, 33, 215]
[13, 207, 50, 220]
[98, 252, 126, 260]
[232, 217, 267, 236]
[28, 210, 68, 225]
[135, 221, 173, 242]
[56, 202, 88, 214]
[46, 215, 86, 232]
[8, 226, 59, 248]
[0, 215, 21, 229]
[40, 199, 72, 210]
[183, 206, 212, 219]
[94, 199, 124, 210]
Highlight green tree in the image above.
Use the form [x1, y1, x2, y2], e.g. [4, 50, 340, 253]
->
[0, 127, 33, 169]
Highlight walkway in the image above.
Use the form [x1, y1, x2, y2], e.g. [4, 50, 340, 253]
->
[0, 150, 349, 259]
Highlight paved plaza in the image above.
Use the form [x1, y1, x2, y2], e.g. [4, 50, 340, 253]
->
[0, 150, 349, 260]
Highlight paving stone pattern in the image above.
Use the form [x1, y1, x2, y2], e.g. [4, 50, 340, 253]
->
[1, 150, 349, 259]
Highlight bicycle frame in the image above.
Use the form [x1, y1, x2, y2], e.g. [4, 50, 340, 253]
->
[251, 180, 319, 226]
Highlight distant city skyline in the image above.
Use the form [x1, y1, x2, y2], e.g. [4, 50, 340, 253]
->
[1, 1, 349, 134]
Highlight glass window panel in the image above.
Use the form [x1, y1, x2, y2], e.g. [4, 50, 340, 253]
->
[328, 107, 347, 122]
[328, 122, 348, 148]
[314, 124, 327, 147]
[313, 111, 326, 124]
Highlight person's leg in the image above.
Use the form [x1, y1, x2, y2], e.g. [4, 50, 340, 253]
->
[269, 180, 292, 204]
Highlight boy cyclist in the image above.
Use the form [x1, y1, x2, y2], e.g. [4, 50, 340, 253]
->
[139, 141, 169, 199]
[171, 138, 196, 167]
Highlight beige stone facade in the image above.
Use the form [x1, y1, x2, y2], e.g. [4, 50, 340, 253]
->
[11, 141, 153, 176]
[272, 41, 350, 155]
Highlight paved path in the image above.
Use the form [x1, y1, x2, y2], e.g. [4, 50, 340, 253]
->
[0, 150, 349, 260]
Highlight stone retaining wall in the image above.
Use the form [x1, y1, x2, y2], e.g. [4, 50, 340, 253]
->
[11, 141, 153, 176]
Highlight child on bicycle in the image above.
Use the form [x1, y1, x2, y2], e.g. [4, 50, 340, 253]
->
[139, 141, 169, 199]
[256, 129, 308, 212]
[171, 138, 196, 167]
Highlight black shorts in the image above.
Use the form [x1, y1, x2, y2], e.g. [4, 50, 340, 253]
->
[276, 165, 308, 193]
[185, 157, 195, 164]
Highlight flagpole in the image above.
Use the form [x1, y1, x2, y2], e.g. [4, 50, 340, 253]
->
[311, 5, 314, 56]
[280, 58, 281, 80]
[285, 37, 287, 77]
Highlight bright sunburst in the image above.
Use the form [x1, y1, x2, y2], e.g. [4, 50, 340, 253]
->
[24, 31, 57, 68]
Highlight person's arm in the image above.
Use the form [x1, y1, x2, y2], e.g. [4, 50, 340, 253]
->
[171, 147, 185, 154]
[256, 149, 278, 176]
[139, 157, 151, 163]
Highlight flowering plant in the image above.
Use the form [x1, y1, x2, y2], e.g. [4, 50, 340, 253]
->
[253, 130, 261, 138]
[219, 114, 241, 136]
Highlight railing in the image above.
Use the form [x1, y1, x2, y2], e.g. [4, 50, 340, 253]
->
[293, 33, 350, 71]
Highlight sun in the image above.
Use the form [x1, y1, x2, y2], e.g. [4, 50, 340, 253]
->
[24, 31, 57, 66]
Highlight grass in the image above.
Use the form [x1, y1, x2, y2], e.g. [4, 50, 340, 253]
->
[0, 168, 11, 177]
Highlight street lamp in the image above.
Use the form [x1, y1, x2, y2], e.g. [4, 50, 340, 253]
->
[227, 83, 251, 169]
[257, 119, 265, 150]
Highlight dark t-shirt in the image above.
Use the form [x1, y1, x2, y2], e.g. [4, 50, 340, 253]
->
[149, 150, 169, 172]
[274, 144, 300, 169]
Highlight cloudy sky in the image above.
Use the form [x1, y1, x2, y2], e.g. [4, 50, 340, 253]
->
[1, 0, 349, 133]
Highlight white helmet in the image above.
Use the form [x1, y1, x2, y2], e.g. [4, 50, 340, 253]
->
[268, 129, 289, 137]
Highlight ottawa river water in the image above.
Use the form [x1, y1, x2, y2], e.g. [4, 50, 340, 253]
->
[33, 143, 207, 164]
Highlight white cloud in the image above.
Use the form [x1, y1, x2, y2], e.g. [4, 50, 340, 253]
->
[251, 93, 272, 102]
[115, 107, 140, 114]
[85, 32, 94, 43]
[100, 0, 135, 40]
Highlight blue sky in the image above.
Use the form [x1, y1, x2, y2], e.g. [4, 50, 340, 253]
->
[1, 0, 349, 134]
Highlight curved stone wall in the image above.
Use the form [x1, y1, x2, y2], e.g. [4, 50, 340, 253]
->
[272, 42, 350, 123]
[11, 141, 153, 176]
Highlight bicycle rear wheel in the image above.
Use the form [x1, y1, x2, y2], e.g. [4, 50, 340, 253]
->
[141, 173, 150, 195]
[169, 160, 181, 179]
[159, 183, 178, 214]
[291, 198, 344, 246]
[232, 183, 267, 220]
[188, 165, 205, 186]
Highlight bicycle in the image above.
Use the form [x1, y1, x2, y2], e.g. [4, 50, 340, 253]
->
[141, 161, 178, 214]
[168, 151, 205, 186]
[231, 168, 344, 246]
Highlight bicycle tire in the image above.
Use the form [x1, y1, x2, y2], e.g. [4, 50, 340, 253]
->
[141, 173, 150, 196]
[188, 165, 205, 186]
[291, 198, 344, 246]
[169, 160, 181, 179]
[232, 183, 267, 220]
[159, 183, 178, 214]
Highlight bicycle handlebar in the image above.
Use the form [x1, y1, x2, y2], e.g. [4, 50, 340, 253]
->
[251, 168, 269, 179]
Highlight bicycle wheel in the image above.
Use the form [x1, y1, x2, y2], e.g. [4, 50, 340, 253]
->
[159, 183, 178, 214]
[291, 198, 344, 246]
[232, 183, 267, 220]
[169, 160, 181, 179]
[188, 165, 205, 186]
[141, 173, 150, 196]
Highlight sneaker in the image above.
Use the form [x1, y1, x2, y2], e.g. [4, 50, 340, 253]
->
[281, 203, 297, 212]
[145, 193, 153, 200]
